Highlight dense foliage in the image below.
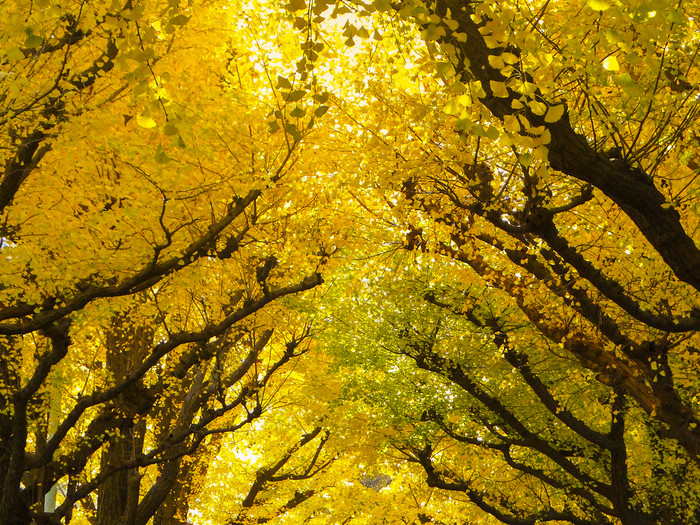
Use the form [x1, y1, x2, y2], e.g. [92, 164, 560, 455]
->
[1, 0, 699, 523]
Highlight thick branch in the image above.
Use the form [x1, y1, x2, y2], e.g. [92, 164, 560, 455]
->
[428, 0, 700, 291]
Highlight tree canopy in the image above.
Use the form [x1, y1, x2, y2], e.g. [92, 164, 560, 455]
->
[1, 0, 700, 524]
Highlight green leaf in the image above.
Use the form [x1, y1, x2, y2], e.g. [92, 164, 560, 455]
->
[615, 73, 643, 97]
[5, 47, 25, 61]
[267, 120, 280, 134]
[374, 0, 391, 12]
[472, 124, 487, 137]
[313, 92, 330, 104]
[519, 152, 533, 167]
[314, 105, 329, 117]
[287, 90, 306, 102]
[277, 76, 293, 90]
[290, 106, 306, 118]
[155, 145, 170, 163]
[357, 27, 370, 39]
[436, 61, 455, 78]
[421, 24, 446, 41]
[285, 0, 306, 11]
[485, 125, 499, 140]
[162, 123, 179, 136]
[25, 34, 43, 49]
[170, 14, 190, 25]
[284, 122, 302, 141]
[456, 117, 474, 131]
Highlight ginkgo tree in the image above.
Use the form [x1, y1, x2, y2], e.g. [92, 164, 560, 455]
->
[307, 0, 700, 522]
[3, 0, 700, 523]
[0, 0, 339, 524]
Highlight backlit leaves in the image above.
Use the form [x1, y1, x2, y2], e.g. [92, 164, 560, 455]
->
[2, 0, 700, 524]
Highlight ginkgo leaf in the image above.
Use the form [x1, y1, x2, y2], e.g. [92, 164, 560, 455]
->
[528, 100, 548, 115]
[422, 24, 446, 41]
[489, 80, 509, 98]
[313, 92, 329, 103]
[456, 117, 474, 131]
[5, 47, 24, 61]
[443, 99, 460, 115]
[436, 61, 455, 78]
[504, 114, 520, 132]
[488, 55, 505, 69]
[277, 76, 293, 90]
[603, 56, 620, 71]
[154, 144, 170, 163]
[544, 103, 565, 123]
[162, 123, 179, 136]
[286, 90, 306, 102]
[519, 152, 533, 166]
[485, 125, 499, 140]
[444, 18, 459, 31]
[267, 120, 280, 133]
[285, 0, 306, 11]
[587, 0, 611, 10]
[284, 122, 302, 141]
[356, 27, 370, 39]
[4, 2, 700, 525]
[24, 34, 43, 49]
[170, 14, 190, 25]
[615, 73, 643, 96]
[373, 0, 391, 12]
[136, 114, 158, 128]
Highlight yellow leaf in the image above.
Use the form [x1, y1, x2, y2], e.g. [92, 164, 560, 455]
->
[544, 103, 565, 123]
[471, 81, 487, 98]
[528, 100, 547, 116]
[587, 0, 611, 10]
[443, 99, 460, 115]
[519, 152, 533, 167]
[483, 34, 501, 49]
[490, 80, 509, 98]
[518, 82, 537, 96]
[444, 18, 459, 31]
[422, 24, 446, 41]
[436, 61, 455, 78]
[136, 114, 157, 129]
[488, 55, 505, 69]
[603, 56, 620, 71]
[504, 114, 520, 132]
